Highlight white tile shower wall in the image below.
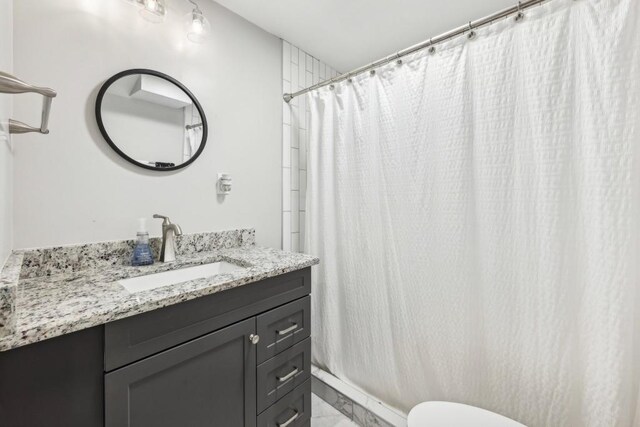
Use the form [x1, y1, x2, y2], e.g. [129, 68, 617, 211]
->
[282, 41, 339, 252]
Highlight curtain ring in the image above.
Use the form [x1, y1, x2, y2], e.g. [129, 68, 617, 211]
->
[428, 38, 436, 54]
[514, 1, 525, 22]
[467, 21, 476, 40]
[395, 52, 403, 66]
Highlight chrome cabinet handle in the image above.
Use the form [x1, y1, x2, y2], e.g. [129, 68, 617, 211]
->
[249, 334, 260, 345]
[278, 411, 299, 427]
[277, 367, 298, 383]
[277, 323, 298, 336]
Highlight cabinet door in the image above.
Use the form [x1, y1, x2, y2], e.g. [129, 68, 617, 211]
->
[105, 318, 257, 427]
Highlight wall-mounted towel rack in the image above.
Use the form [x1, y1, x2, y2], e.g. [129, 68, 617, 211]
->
[0, 71, 57, 135]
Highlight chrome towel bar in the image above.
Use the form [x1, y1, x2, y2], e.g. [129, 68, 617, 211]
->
[0, 71, 57, 135]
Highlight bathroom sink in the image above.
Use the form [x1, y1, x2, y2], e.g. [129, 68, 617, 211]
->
[119, 261, 244, 293]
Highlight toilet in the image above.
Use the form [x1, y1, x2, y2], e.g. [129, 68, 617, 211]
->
[408, 401, 526, 427]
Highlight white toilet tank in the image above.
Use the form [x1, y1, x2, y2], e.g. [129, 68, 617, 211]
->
[408, 401, 526, 427]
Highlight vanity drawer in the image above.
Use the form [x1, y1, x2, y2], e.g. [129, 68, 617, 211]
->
[257, 379, 311, 427]
[256, 296, 310, 364]
[257, 337, 311, 413]
[105, 268, 311, 371]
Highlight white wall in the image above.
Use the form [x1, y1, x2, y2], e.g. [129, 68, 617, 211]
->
[0, 0, 13, 265]
[281, 41, 338, 252]
[12, 0, 282, 249]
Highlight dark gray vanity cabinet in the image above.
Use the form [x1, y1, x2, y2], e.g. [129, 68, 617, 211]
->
[0, 267, 312, 427]
[104, 267, 312, 427]
[0, 326, 105, 427]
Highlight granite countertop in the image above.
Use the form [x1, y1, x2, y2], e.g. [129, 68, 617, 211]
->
[0, 229, 319, 352]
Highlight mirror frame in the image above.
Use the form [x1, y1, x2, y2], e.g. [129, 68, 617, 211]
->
[95, 68, 208, 171]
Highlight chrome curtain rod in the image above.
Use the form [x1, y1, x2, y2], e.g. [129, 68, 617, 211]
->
[283, 0, 552, 103]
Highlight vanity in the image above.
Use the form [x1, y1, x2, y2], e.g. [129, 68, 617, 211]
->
[0, 229, 318, 427]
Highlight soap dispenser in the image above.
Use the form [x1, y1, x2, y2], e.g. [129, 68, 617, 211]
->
[131, 218, 154, 266]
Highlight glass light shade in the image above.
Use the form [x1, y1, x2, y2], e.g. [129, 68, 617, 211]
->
[138, 0, 167, 23]
[184, 10, 211, 43]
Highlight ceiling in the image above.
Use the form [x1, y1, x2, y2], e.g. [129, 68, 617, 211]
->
[213, 0, 517, 72]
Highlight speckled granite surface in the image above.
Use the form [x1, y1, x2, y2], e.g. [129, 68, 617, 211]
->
[0, 229, 318, 352]
[0, 253, 22, 338]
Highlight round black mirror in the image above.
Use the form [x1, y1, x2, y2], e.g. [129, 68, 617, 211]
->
[95, 69, 208, 171]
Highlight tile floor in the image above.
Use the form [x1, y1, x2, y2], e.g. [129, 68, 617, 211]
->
[311, 373, 400, 427]
[312, 393, 358, 427]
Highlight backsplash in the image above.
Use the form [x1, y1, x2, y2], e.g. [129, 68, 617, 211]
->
[17, 228, 256, 279]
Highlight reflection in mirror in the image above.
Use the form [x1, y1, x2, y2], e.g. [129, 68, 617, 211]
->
[96, 70, 207, 171]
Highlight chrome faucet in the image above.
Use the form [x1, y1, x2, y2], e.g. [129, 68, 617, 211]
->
[153, 214, 183, 262]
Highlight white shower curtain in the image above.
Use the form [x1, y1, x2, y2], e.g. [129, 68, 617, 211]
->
[306, 0, 640, 425]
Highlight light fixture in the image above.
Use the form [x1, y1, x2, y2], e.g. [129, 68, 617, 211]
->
[184, 0, 211, 43]
[136, 0, 167, 23]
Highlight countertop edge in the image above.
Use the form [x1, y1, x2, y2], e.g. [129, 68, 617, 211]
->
[0, 256, 318, 352]
[0, 253, 23, 338]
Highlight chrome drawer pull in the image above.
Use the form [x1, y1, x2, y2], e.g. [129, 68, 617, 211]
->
[277, 367, 299, 382]
[278, 411, 299, 427]
[277, 323, 298, 336]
